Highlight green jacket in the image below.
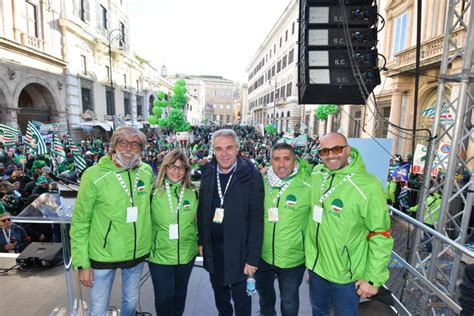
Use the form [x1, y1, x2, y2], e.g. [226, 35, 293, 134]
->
[305, 148, 393, 287]
[261, 160, 312, 268]
[70, 156, 154, 269]
[408, 192, 441, 226]
[386, 180, 397, 204]
[149, 182, 198, 265]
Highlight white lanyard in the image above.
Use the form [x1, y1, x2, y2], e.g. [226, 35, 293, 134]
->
[2, 228, 11, 244]
[216, 170, 235, 208]
[267, 176, 294, 207]
[165, 181, 186, 216]
[319, 173, 353, 206]
[115, 171, 140, 207]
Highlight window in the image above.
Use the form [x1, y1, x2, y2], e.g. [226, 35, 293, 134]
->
[136, 95, 142, 117]
[106, 87, 115, 115]
[272, 65, 275, 76]
[292, 22, 295, 35]
[269, 49, 272, 58]
[124, 92, 131, 115]
[393, 13, 408, 54]
[136, 79, 139, 91]
[277, 60, 281, 73]
[123, 74, 127, 88]
[274, 44, 276, 53]
[26, 2, 38, 37]
[280, 86, 286, 98]
[101, 5, 108, 29]
[227, 115, 231, 123]
[270, 91, 274, 102]
[282, 55, 287, 69]
[279, 37, 282, 47]
[105, 66, 110, 81]
[81, 87, 93, 111]
[288, 48, 294, 64]
[120, 22, 126, 43]
[80, 55, 87, 74]
[77, 0, 90, 22]
[352, 110, 362, 138]
[374, 102, 391, 137]
[286, 82, 292, 96]
[285, 30, 288, 42]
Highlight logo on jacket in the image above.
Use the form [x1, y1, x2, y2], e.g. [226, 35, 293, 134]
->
[183, 200, 191, 209]
[286, 195, 297, 206]
[137, 180, 146, 195]
[330, 199, 343, 217]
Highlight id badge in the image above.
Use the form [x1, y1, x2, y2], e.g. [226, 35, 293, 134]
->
[169, 224, 179, 240]
[127, 206, 138, 223]
[213, 207, 224, 224]
[313, 205, 323, 224]
[268, 207, 279, 222]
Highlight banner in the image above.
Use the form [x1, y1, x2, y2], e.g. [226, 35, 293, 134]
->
[0, 124, 20, 146]
[25, 121, 48, 155]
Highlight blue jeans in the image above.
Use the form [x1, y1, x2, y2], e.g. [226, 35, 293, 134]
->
[308, 270, 359, 316]
[89, 262, 144, 316]
[255, 260, 305, 316]
[148, 259, 195, 316]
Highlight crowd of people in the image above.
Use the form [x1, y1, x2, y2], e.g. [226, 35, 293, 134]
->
[66, 125, 393, 316]
[2, 123, 471, 315]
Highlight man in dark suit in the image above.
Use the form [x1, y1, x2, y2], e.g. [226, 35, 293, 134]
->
[198, 129, 264, 316]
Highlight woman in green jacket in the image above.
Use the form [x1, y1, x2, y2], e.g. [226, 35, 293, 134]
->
[149, 149, 198, 316]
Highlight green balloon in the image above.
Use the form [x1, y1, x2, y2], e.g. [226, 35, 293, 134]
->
[159, 100, 168, 107]
[152, 106, 163, 116]
[148, 116, 159, 125]
[157, 91, 166, 99]
[176, 79, 186, 86]
[153, 99, 160, 108]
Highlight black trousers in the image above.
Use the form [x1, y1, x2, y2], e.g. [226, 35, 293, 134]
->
[209, 272, 251, 316]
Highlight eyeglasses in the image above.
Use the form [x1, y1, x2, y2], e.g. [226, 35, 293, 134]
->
[118, 140, 141, 149]
[319, 145, 347, 157]
[1, 218, 11, 223]
[167, 165, 186, 172]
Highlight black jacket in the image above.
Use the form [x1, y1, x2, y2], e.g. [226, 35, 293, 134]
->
[197, 155, 264, 285]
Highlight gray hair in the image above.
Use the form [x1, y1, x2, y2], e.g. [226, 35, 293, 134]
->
[109, 126, 147, 155]
[211, 129, 240, 148]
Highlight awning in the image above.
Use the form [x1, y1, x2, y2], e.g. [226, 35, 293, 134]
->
[79, 121, 112, 131]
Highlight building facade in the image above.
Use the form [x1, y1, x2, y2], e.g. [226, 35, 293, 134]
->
[0, 0, 173, 138]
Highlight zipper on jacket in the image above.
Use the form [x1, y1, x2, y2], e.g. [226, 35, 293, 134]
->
[342, 246, 353, 279]
[127, 170, 137, 259]
[312, 174, 335, 271]
[153, 231, 159, 257]
[103, 221, 112, 248]
[175, 186, 181, 265]
[272, 195, 281, 267]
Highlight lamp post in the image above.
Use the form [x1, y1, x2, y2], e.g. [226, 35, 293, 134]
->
[107, 28, 123, 116]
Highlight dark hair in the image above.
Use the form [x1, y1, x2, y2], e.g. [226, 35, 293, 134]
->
[270, 142, 296, 159]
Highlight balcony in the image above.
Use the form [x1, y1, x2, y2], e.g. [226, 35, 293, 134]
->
[387, 28, 465, 76]
[20, 32, 45, 51]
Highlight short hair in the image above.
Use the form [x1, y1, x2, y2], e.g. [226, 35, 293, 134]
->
[211, 129, 239, 148]
[270, 143, 296, 159]
[109, 126, 147, 155]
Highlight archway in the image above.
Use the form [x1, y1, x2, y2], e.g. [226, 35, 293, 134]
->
[17, 83, 56, 133]
[149, 94, 155, 116]
[0, 88, 7, 123]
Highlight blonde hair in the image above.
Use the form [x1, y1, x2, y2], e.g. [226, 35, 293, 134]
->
[154, 150, 193, 191]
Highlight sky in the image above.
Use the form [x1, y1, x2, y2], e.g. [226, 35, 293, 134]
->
[129, 0, 292, 84]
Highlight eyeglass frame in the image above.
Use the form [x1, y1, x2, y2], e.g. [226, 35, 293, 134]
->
[167, 164, 187, 172]
[1, 218, 12, 223]
[319, 145, 348, 157]
[118, 139, 141, 149]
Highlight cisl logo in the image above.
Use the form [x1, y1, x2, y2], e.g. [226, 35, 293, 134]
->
[183, 200, 191, 210]
[136, 180, 147, 195]
[286, 194, 297, 206]
[329, 199, 343, 217]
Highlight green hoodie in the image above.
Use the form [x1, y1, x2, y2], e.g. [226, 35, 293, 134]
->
[305, 148, 393, 287]
[408, 192, 441, 226]
[261, 159, 312, 268]
[70, 155, 154, 269]
[149, 182, 198, 265]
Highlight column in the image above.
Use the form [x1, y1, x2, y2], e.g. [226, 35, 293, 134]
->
[388, 91, 403, 154]
[326, 114, 333, 134]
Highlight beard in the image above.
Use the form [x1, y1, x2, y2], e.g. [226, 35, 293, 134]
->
[113, 152, 141, 169]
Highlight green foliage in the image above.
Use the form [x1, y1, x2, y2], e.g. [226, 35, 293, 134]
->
[160, 108, 190, 132]
[265, 124, 277, 135]
[315, 104, 339, 121]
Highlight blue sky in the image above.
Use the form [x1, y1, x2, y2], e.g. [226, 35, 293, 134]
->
[129, 0, 292, 83]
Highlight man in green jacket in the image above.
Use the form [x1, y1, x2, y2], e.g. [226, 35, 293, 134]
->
[70, 126, 153, 316]
[256, 143, 311, 316]
[306, 132, 393, 316]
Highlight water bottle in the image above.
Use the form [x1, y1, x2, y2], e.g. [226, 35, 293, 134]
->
[246, 274, 256, 296]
